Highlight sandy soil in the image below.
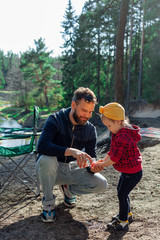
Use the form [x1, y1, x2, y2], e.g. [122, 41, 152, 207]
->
[0, 118, 160, 240]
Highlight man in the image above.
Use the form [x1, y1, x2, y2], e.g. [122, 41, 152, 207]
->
[36, 87, 107, 222]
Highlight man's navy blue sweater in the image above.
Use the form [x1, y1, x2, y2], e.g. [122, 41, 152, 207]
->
[37, 107, 97, 163]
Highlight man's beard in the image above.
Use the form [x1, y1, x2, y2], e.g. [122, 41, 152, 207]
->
[73, 109, 88, 125]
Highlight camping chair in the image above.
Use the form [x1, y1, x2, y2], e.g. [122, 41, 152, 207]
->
[0, 106, 40, 196]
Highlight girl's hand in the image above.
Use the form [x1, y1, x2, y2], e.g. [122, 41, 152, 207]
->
[90, 159, 104, 172]
[91, 157, 115, 171]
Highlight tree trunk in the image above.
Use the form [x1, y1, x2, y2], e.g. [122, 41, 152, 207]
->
[114, 0, 129, 105]
[97, 29, 101, 103]
[44, 85, 49, 108]
[126, 0, 134, 113]
[138, 0, 145, 100]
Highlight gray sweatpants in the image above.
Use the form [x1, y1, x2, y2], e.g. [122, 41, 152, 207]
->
[36, 155, 108, 207]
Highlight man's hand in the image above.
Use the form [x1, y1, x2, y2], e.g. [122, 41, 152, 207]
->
[65, 148, 92, 168]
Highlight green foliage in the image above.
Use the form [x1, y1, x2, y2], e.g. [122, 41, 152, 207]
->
[0, 50, 8, 89]
[61, 0, 120, 105]
[20, 38, 63, 110]
[142, 20, 160, 103]
[61, 0, 160, 106]
[0, 69, 5, 89]
[0, 0, 160, 113]
[60, 0, 78, 107]
[0, 106, 24, 119]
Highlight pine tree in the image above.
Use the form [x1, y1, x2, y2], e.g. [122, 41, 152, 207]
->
[61, 0, 77, 106]
[20, 38, 56, 109]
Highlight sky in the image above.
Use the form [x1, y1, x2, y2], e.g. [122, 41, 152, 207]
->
[0, 0, 86, 57]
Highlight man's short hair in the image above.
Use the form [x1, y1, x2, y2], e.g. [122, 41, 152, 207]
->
[72, 87, 97, 104]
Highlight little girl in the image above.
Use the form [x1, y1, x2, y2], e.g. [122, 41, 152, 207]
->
[92, 102, 142, 231]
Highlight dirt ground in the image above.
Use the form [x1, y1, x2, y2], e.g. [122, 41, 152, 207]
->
[0, 116, 160, 240]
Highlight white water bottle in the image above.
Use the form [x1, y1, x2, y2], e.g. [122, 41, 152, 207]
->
[69, 158, 96, 171]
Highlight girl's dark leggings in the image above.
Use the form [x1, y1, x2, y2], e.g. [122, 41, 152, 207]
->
[117, 170, 143, 221]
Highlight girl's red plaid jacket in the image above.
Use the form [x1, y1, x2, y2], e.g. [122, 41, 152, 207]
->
[108, 125, 142, 174]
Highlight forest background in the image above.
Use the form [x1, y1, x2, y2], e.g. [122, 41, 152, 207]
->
[0, 0, 160, 122]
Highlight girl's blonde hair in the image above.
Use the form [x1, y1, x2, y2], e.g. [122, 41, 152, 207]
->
[105, 116, 131, 127]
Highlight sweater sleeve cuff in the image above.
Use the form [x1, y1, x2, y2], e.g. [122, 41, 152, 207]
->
[108, 152, 118, 162]
[86, 166, 95, 174]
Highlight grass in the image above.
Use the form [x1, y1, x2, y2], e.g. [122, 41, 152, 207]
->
[0, 90, 14, 112]
[0, 90, 57, 126]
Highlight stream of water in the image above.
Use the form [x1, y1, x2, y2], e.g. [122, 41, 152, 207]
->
[0, 117, 27, 147]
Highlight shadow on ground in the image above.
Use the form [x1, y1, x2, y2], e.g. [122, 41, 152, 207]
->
[0, 203, 89, 240]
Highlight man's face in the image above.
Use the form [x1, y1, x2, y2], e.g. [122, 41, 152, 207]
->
[72, 98, 95, 125]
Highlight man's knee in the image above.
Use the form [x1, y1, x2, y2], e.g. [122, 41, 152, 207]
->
[95, 174, 108, 193]
[37, 155, 59, 175]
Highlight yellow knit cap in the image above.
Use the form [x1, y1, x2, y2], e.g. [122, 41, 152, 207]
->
[99, 102, 125, 120]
